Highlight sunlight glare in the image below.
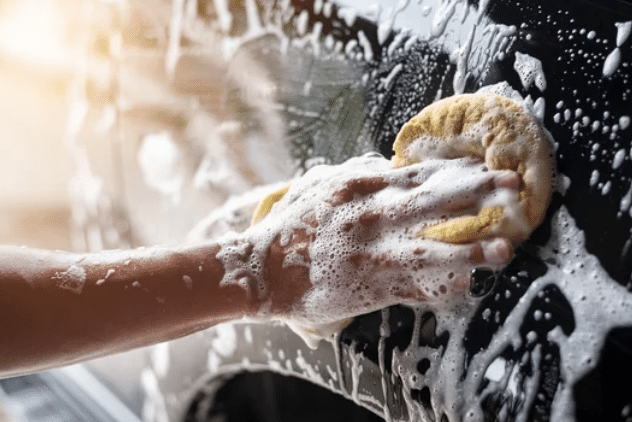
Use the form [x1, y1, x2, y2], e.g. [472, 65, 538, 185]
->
[0, 0, 76, 71]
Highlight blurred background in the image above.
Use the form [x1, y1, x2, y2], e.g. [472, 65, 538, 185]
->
[0, 0, 297, 252]
[0, 0, 77, 250]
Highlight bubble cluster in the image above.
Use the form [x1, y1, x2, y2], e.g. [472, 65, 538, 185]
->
[54, 265, 87, 294]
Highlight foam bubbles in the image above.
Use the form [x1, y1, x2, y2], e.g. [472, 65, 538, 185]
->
[390, 206, 632, 422]
[55, 265, 87, 294]
[613, 148, 626, 169]
[513, 52, 547, 91]
[254, 152, 526, 336]
[603, 48, 621, 77]
[615, 21, 632, 47]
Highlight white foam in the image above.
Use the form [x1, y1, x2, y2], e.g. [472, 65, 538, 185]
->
[140, 368, 169, 422]
[337, 7, 357, 27]
[150, 342, 170, 378]
[246, 152, 527, 330]
[452, 24, 476, 95]
[55, 265, 87, 294]
[210, 323, 238, 357]
[602, 47, 621, 77]
[513, 52, 547, 91]
[296, 10, 309, 36]
[313, 0, 323, 15]
[613, 148, 626, 169]
[381, 63, 403, 90]
[620, 184, 632, 212]
[431, 0, 459, 38]
[391, 206, 632, 422]
[356, 30, 374, 62]
[387, 30, 409, 57]
[615, 21, 632, 47]
[323, 1, 333, 19]
[295, 349, 325, 383]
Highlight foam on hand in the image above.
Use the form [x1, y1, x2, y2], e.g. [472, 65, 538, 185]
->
[249, 93, 556, 347]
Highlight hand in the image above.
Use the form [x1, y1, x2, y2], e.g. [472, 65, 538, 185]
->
[252, 153, 518, 325]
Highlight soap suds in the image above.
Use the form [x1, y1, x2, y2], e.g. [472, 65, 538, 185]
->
[244, 150, 522, 339]
[55, 265, 87, 294]
[150, 342, 170, 378]
[513, 52, 547, 91]
[390, 206, 632, 422]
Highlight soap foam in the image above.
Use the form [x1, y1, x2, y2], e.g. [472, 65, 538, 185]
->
[54, 265, 87, 294]
[389, 206, 632, 422]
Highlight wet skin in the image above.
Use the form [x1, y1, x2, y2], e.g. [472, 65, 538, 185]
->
[0, 154, 518, 378]
[255, 154, 517, 324]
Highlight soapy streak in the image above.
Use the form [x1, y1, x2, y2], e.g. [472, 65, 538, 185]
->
[391, 206, 632, 422]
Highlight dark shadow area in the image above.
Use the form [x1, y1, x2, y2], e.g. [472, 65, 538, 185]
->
[573, 326, 632, 422]
[192, 371, 384, 422]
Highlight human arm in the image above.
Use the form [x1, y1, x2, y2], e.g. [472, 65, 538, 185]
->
[0, 153, 520, 377]
[0, 241, 254, 378]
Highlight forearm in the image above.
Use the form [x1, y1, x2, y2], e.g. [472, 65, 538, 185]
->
[0, 237, 259, 378]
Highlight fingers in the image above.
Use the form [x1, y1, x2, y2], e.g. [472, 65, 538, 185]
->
[438, 169, 521, 214]
[493, 170, 521, 191]
[403, 163, 522, 244]
[452, 237, 514, 295]
[467, 237, 514, 265]
[382, 164, 522, 227]
[464, 238, 513, 297]
[360, 234, 513, 303]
